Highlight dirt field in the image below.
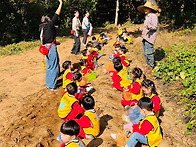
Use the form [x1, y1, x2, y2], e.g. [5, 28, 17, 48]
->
[0, 25, 195, 147]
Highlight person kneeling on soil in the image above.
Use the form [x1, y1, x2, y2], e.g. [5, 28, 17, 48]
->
[58, 82, 85, 121]
[74, 95, 100, 139]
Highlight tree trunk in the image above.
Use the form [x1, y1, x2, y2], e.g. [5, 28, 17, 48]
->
[115, 0, 119, 26]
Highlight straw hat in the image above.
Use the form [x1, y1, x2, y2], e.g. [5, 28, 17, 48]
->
[137, 1, 161, 13]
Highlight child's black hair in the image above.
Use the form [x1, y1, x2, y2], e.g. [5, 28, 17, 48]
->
[138, 97, 153, 111]
[95, 45, 101, 50]
[115, 44, 121, 48]
[92, 36, 96, 40]
[62, 61, 71, 70]
[131, 67, 143, 84]
[82, 95, 95, 110]
[120, 46, 127, 54]
[81, 49, 88, 56]
[112, 57, 121, 64]
[141, 79, 158, 95]
[114, 62, 123, 72]
[119, 36, 124, 41]
[79, 59, 87, 66]
[100, 33, 104, 38]
[73, 72, 82, 81]
[60, 120, 80, 136]
[86, 43, 92, 49]
[99, 31, 103, 34]
[66, 82, 77, 95]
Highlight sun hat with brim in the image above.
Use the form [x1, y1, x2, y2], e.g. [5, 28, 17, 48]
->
[137, 1, 159, 13]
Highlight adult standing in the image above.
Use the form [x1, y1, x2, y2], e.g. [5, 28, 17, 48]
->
[82, 11, 90, 46]
[39, 0, 63, 91]
[137, 1, 160, 73]
[71, 11, 81, 55]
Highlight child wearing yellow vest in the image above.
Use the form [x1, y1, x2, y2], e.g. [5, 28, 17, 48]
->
[125, 97, 162, 147]
[114, 62, 131, 89]
[122, 68, 144, 106]
[58, 120, 86, 147]
[74, 95, 100, 139]
[141, 79, 161, 117]
[62, 61, 73, 89]
[58, 83, 85, 121]
[118, 24, 123, 36]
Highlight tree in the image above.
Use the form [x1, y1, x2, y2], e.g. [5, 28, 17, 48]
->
[115, 0, 119, 26]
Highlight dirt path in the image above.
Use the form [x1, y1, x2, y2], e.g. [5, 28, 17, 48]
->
[0, 26, 195, 147]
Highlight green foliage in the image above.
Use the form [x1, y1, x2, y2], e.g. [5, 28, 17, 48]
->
[0, 41, 40, 56]
[154, 42, 196, 133]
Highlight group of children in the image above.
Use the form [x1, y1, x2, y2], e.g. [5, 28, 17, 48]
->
[56, 24, 162, 147]
[56, 33, 111, 146]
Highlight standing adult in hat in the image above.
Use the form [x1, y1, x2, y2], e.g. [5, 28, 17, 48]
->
[137, 1, 160, 73]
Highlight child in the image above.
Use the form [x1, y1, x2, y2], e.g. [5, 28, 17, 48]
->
[108, 44, 121, 60]
[121, 67, 144, 106]
[62, 61, 73, 89]
[81, 49, 95, 70]
[98, 33, 106, 47]
[58, 82, 85, 121]
[58, 120, 86, 147]
[79, 59, 91, 75]
[141, 79, 161, 117]
[75, 95, 100, 139]
[112, 36, 120, 47]
[114, 62, 131, 89]
[119, 36, 126, 48]
[109, 57, 124, 91]
[118, 24, 123, 36]
[92, 36, 98, 47]
[114, 46, 130, 68]
[125, 97, 162, 147]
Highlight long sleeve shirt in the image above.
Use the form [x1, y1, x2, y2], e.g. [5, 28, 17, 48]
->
[142, 13, 159, 44]
[82, 16, 89, 30]
[72, 17, 81, 31]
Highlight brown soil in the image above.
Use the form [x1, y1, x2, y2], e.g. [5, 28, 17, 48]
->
[0, 25, 195, 147]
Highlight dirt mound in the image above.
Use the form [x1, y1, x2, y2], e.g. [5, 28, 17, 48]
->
[0, 26, 195, 147]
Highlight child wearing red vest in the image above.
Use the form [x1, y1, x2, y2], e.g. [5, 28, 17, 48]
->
[74, 95, 100, 139]
[62, 61, 73, 89]
[58, 83, 85, 121]
[58, 120, 86, 147]
[121, 67, 144, 106]
[125, 97, 162, 147]
[81, 49, 95, 70]
[141, 79, 161, 117]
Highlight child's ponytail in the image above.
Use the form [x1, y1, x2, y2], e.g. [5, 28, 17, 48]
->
[131, 67, 143, 84]
[141, 79, 158, 95]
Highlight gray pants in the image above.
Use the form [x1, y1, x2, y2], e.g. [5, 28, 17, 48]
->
[71, 30, 81, 54]
[82, 29, 89, 45]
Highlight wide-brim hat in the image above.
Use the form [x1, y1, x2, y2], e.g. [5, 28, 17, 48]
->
[137, 1, 160, 13]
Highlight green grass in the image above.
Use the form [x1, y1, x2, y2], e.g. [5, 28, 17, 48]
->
[0, 37, 66, 57]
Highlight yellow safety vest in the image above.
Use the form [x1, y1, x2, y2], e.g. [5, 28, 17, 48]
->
[126, 36, 132, 44]
[58, 93, 78, 119]
[83, 109, 100, 137]
[139, 115, 162, 147]
[63, 70, 73, 89]
[146, 94, 161, 117]
[118, 28, 123, 35]
[130, 79, 143, 101]
[118, 70, 131, 88]
[65, 138, 86, 147]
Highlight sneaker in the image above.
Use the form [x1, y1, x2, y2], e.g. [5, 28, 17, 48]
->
[110, 133, 117, 140]
[86, 86, 94, 92]
[47, 87, 59, 91]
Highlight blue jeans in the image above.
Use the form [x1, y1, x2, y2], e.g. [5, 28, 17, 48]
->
[126, 132, 148, 147]
[46, 43, 60, 89]
[142, 39, 155, 68]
